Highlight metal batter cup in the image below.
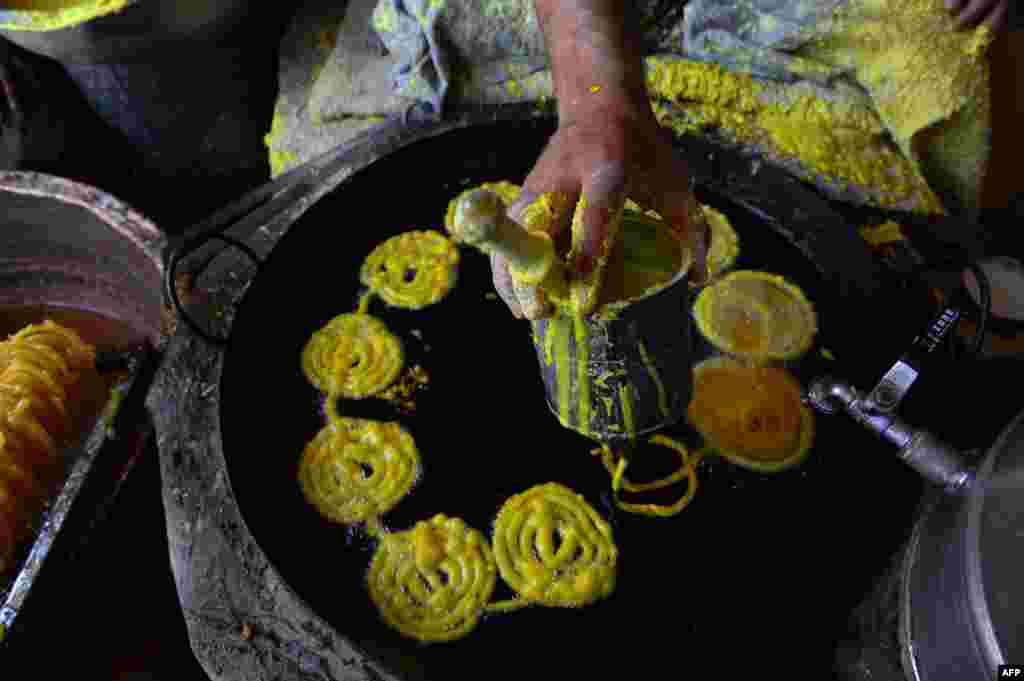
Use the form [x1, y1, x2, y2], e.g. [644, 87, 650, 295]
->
[529, 263, 694, 444]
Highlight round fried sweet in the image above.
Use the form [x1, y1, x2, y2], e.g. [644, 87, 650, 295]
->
[301, 313, 404, 399]
[360, 231, 460, 310]
[367, 514, 497, 642]
[693, 270, 817, 361]
[298, 418, 420, 524]
[688, 357, 815, 472]
[492, 482, 617, 608]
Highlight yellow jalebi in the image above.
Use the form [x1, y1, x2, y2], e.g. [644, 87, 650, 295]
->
[367, 514, 497, 642]
[491, 482, 617, 608]
[0, 320, 99, 576]
[688, 356, 816, 473]
[359, 231, 460, 310]
[301, 313, 404, 399]
[298, 418, 420, 525]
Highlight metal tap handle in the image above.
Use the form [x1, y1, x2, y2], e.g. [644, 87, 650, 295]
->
[806, 376, 973, 494]
[865, 306, 961, 413]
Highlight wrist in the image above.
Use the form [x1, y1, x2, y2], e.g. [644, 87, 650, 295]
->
[539, 2, 650, 123]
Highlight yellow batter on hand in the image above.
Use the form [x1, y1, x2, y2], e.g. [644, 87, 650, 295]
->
[444, 181, 523, 231]
[360, 231, 460, 310]
[367, 514, 497, 642]
[298, 418, 420, 525]
[492, 482, 617, 608]
[301, 313, 404, 399]
[688, 357, 815, 473]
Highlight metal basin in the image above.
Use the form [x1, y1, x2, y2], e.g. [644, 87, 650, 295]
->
[0, 170, 166, 644]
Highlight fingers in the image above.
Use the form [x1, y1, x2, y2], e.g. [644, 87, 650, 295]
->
[570, 163, 627, 315]
[491, 252, 524, 319]
[500, 133, 579, 320]
[510, 134, 578, 239]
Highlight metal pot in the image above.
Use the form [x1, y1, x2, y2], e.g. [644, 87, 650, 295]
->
[0, 170, 167, 647]
[807, 312, 1024, 680]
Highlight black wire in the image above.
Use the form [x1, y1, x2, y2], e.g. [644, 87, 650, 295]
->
[963, 261, 991, 358]
[165, 234, 262, 347]
[906, 257, 993, 361]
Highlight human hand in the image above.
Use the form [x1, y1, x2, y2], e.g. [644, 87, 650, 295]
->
[491, 104, 708, 320]
[945, 0, 1009, 32]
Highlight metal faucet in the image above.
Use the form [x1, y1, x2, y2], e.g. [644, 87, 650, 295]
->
[805, 375, 974, 495]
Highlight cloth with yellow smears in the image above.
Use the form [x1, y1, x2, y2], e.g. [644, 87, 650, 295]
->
[267, 0, 992, 219]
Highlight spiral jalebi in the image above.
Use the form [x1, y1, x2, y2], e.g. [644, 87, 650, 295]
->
[359, 231, 460, 310]
[492, 482, 617, 608]
[298, 418, 420, 525]
[301, 313, 405, 399]
[367, 514, 497, 642]
[0, 321, 98, 576]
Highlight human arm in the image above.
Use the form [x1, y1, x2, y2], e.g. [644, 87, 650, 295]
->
[492, 0, 708, 319]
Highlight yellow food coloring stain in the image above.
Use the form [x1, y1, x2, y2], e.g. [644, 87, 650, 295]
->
[644, 56, 945, 214]
[637, 340, 670, 422]
[812, 0, 992, 154]
[264, 111, 297, 179]
[519, 191, 573, 234]
[618, 383, 635, 440]
[574, 315, 590, 437]
[505, 79, 526, 99]
[444, 181, 522, 233]
[0, 0, 130, 31]
[551, 317, 573, 429]
[542, 320, 556, 366]
[859, 220, 906, 247]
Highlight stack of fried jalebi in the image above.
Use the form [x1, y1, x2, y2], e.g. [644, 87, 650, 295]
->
[0, 321, 99, 576]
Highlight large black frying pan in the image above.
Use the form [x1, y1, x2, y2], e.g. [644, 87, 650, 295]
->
[219, 115, 928, 678]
